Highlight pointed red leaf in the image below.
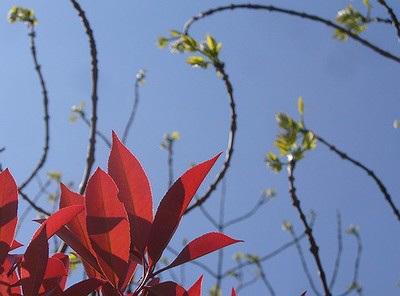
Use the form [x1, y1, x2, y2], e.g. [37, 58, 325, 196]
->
[187, 275, 203, 296]
[231, 287, 237, 296]
[59, 183, 100, 279]
[0, 169, 18, 265]
[62, 278, 106, 296]
[145, 281, 187, 296]
[85, 168, 130, 288]
[54, 226, 102, 275]
[50, 253, 69, 292]
[148, 153, 221, 266]
[10, 240, 23, 251]
[21, 224, 48, 296]
[32, 205, 85, 241]
[119, 258, 139, 293]
[161, 233, 242, 272]
[108, 131, 153, 254]
[0, 257, 20, 295]
[37, 257, 67, 295]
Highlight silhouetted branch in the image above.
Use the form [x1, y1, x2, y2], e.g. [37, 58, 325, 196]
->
[185, 61, 237, 214]
[224, 197, 270, 229]
[182, 4, 400, 64]
[255, 261, 276, 296]
[288, 160, 331, 296]
[329, 210, 343, 290]
[19, 24, 50, 192]
[70, 0, 99, 195]
[313, 133, 400, 222]
[19, 190, 50, 216]
[376, 0, 400, 42]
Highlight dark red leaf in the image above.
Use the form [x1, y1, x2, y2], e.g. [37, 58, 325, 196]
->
[50, 253, 69, 292]
[37, 257, 67, 295]
[85, 168, 130, 288]
[187, 275, 203, 296]
[161, 233, 242, 272]
[145, 281, 187, 296]
[147, 154, 221, 266]
[0, 257, 20, 295]
[55, 225, 102, 275]
[59, 183, 100, 279]
[108, 131, 153, 254]
[62, 278, 106, 296]
[0, 169, 18, 265]
[20, 224, 48, 296]
[10, 240, 23, 251]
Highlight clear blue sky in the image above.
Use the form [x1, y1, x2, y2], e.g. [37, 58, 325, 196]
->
[1, 0, 400, 295]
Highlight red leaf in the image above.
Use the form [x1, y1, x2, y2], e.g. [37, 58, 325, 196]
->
[161, 233, 242, 272]
[38, 257, 67, 295]
[108, 131, 153, 254]
[187, 275, 203, 296]
[10, 240, 23, 251]
[50, 253, 69, 292]
[147, 154, 221, 266]
[85, 168, 130, 288]
[32, 205, 85, 241]
[0, 257, 20, 295]
[62, 278, 106, 296]
[59, 183, 100, 279]
[20, 224, 49, 296]
[231, 287, 237, 296]
[145, 281, 187, 296]
[0, 169, 18, 265]
[54, 226, 102, 275]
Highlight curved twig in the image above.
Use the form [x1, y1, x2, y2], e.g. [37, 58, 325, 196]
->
[314, 133, 400, 222]
[19, 25, 50, 191]
[70, 0, 99, 195]
[255, 261, 276, 296]
[329, 210, 343, 290]
[122, 79, 140, 144]
[224, 197, 269, 229]
[288, 160, 331, 296]
[182, 4, 400, 64]
[376, 0, 400, 42]
[185, 62, 237, 214]
[19, 190, 50, 216]
[78, 111, 111, 147]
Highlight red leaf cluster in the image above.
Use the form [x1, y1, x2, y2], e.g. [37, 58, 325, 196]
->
[0, 132, 244, 295]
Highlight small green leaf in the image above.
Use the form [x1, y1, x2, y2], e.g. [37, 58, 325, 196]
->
[186, 56, 209, 69]
[168, 30, 181, 37]
[182, 35, 198, 52]
[302, 131, 317, 150]
[298, 96, 304, 115]
[206, 33, 216, 52]
[216, 42, 222, 54]
[265, 152, 282, 172]
[362, 0, 372, 8]
[157, 36, 169, 48]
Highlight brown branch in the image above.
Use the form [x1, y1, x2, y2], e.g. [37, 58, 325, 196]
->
[182, 3, 400, 64]
[70, 0, 99, 195]
[314, 133, 400, 222]
[288, 160, 331, 296]
[376, 0, 400, 42]
[19, 25, 50, 192]
[185, 62, 237, 214]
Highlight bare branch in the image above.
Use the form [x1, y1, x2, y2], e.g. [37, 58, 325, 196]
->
[287, 160, 331, 296]
[255, 261, 276, 296]
[376, 0, 400, 42]
[182, 4, 400, 64]
[19, 190, 50, 216]
[185, 62, 237, 214]
[314, 133, 400, 222]
[329, 210, 343, 290]
[78, 111, 111, 147]
[69, 0, 99, 195]
[19, 25, 50, 192]
[224, 197, 270, 229]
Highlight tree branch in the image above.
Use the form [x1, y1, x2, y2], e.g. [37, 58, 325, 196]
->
[182, 3, 400, 64]
[70, 0, 99, 195]
[376, 0, 400, 42]
[185, 62, 237, 214]
[329, 210, 343, 290]
[19, 25, 50, 192]
[287, 160, 331, 296]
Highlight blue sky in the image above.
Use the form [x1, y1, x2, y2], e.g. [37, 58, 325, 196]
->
[1, 0, 400, 295]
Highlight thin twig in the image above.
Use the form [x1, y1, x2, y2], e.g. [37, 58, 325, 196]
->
[288, 160, 331, 296]
[329, 210, 343, 290]
[185, 61, 237, 214]
[78, 111, 111, 147]
[19, 25, 50, 192]
[167, 143, 174, 188]
[236, 274, 259, 293]
[289, 226, 321, 296]
[19, 190, 50, 216]
[122, 78, 140, 144]
[70, 0, 99, 195]
[314, 133, 400, 222]
[222, 216, 315, 278]
[255, 261, 276, 296]
[375, 0, 400, 42]
[224, 198, 269, 229]
[216, 179, 227, 290]
[182, 4, 400, 64]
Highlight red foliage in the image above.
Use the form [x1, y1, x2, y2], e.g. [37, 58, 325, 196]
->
[0, 133, 244, 295]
